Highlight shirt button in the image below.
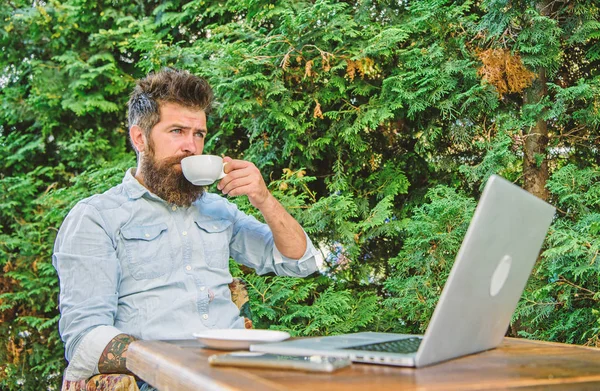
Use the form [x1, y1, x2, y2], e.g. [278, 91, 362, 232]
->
[202, 314, 209, 320]
[200, 286, 205, 291]
[171, 205, 177, 211]
[144, 233, 150, 238]
[185, 265, 192, 271]
[212, 225, 218, 230]
[182, 231, 188, 236]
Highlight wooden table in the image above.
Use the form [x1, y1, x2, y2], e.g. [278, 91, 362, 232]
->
[126, 338, 600, 390]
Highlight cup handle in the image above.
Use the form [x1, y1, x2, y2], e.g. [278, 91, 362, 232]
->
[218, 162, 227, 180]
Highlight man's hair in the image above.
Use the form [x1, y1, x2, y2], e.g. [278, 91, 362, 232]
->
[128, 68, 214, 143]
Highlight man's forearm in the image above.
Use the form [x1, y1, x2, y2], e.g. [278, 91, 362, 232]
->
[257, 194, 307, 259]
[98, 333, 138, 374]
[216, 158, 308, 259]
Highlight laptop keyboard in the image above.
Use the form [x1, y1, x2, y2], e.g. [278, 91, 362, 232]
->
[342, 337, 423, 354]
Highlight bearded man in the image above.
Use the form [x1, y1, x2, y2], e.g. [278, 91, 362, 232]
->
[52, 68, 319, 385]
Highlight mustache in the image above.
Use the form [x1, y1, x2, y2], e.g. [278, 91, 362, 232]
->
[161, 154, 194, 166]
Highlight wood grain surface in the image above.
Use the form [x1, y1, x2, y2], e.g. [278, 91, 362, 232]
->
[126, 338, 600, 391]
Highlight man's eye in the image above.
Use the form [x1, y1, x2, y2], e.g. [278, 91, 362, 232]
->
[195, 132, 206, 138]
[171, 129, 182, 134]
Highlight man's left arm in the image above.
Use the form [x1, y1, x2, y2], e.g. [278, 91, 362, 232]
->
[217, 157, 307, 259]
[98, 333, 138, 374]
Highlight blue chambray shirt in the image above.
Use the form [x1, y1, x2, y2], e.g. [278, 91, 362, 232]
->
[52, 169, 318, 378]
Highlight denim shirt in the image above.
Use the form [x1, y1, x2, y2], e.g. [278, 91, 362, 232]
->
[52, 169, 319, 380]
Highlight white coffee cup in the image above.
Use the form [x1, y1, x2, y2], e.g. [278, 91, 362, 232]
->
[181, 155, 226, 186]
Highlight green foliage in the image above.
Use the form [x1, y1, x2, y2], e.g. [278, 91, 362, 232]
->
[514, 164, 600, 345]
[230, 262, 382, 337]
[384, 186, 477, 333]
[459, 130, 521, 189]
[1, 0, 600, 388]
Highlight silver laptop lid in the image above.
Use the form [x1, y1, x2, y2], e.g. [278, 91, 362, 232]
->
[415, 175, 555, 367]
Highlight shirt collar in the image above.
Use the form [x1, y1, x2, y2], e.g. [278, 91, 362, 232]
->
[122, 168, 152, 200]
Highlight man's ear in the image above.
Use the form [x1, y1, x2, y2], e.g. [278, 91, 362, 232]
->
[130, 125, 146, 153]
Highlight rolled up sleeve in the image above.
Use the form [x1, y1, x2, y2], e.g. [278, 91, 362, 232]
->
[272, 231, 319, 277]
[63, 325, 122, 381]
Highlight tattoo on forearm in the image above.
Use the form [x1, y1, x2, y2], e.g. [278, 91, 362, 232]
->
[98, 333, 138, 374]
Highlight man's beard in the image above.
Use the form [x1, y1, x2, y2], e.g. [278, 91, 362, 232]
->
[142, 148, 205, 207]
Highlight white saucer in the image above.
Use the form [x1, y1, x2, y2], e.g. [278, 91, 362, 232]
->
[192, 329, 291, 350]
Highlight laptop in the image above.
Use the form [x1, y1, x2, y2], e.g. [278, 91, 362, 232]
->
[251, 175, 556, 367]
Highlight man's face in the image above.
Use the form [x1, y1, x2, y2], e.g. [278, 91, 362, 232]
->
[147, 102, 207, 165]
[140, 102, 208, 206]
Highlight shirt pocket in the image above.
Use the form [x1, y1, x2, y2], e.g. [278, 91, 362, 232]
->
[194, 219, 232, 269]
[120, 223, 173, 280]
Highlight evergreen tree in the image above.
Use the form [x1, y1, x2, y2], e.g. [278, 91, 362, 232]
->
[1, 1, 598, 388]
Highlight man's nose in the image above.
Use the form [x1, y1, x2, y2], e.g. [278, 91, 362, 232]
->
[181, 133, 197, 154]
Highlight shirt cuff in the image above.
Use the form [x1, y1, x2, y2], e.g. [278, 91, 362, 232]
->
[273, 231, 319, 274]
[63, 325, 123, 381]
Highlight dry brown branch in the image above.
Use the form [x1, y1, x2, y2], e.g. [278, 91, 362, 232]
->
[313, 99, 324, 119]
[477, 48, 536, 97]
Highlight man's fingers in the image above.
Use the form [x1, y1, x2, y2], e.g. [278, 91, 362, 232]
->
[225, 159, 248, 169]
[215, 159, 267, 205]
[221, 176, 253, 195]
[218, 164, 245, 190]
[226, 183, 255, 198]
